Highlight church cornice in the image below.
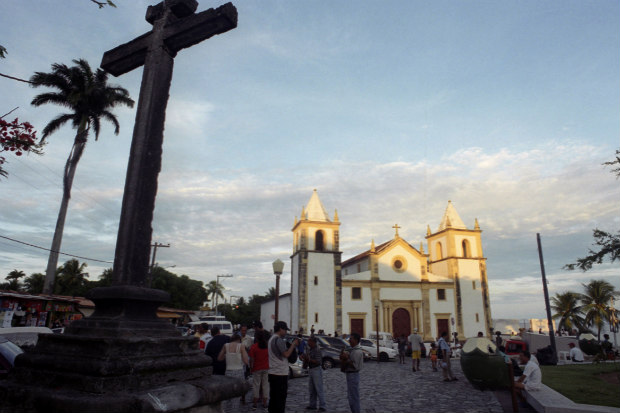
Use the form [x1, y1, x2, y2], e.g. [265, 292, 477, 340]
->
[426, 227, 482, 239]
[291, 219, 341, 232]
[342, 279, 454, 289]
[429, 256, 487, 264]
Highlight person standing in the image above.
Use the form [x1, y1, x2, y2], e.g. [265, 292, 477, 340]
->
[268, 321, 299, 413]
[438, 331, 456, 381]
[205, 326, 229, 375]
[397, 334, 407, 364]
[196, 323, 212, 350]
[218, 333, 249, 407]
[301, 336, 326, 411]
[340, 332, 363, 413]
[249, 330, 270, 410]
[408, 328, 424, 372]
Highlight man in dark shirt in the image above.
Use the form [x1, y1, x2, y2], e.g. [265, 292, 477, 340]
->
[301, 336, 326, 411]
[205, 326, 229, 375]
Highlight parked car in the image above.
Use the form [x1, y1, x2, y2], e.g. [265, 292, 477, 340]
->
[359, 338, 398, 362]
[0, 336, 24, 378]
[314, 336, 372, 368]
[186, 320, 233, 336]
[368, 331, 398, 350]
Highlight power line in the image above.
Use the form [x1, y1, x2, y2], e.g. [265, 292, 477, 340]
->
[0, 234, 113, 264]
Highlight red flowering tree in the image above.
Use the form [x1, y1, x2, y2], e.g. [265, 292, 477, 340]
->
[0, 117, 40, 178]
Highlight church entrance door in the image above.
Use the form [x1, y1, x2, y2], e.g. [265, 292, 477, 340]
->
[392, 308, 410, 338]
[437, 318, 450, 337]
[350, 319, 364, 338]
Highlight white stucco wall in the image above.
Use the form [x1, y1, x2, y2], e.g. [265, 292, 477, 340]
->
[291, 255, 300, 332]
[260, 294, 291, 332]
[379, 288, 422, 301]
[376, 245, 423, 282]
[306, 252, 336, 334]
[457, 260, 486, 338]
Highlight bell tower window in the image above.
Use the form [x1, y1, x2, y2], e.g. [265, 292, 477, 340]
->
[462, 240, 470, 258]
[436, 242, 443, 260]
[315, 230, 325, 251]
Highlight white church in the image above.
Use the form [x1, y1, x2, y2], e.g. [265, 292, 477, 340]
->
[261, 190, 493, 342]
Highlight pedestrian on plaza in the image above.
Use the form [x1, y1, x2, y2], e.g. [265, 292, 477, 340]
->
[429, 342, 438, 371]
[408, 328, 424, 372]
[268, 321, 299, 413]
[218, 333, 249, 407]
[340, 332, 364, 413]
[514, 350, 542, 403]
[205, 326, 230, 375]
[438, 331, 456, 381]
[397, 334, 407, 364]
[297, 333, 306, 356]
[300, 336, 327, 411]
[196, 323, 212, 350]
[240, 324, 254, 379]
[249, 330, 270, 410]
[568, 343, 584, 362]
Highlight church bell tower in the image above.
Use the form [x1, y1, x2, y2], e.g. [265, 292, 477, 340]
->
[290, 190, 342, 334]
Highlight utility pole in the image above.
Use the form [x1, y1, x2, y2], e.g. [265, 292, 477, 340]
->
[536, 233, 557, 365]
[148, 242, 170, 286]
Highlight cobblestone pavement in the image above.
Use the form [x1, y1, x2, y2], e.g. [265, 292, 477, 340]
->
[224, 357, 503, 413]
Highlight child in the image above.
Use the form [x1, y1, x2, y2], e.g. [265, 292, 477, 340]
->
[429, 342, 438, 372]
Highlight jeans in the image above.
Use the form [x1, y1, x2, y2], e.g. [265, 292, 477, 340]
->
[346, 372, 360, 413]
[268, 374, 288, 413]
[308, 367, 326, 409]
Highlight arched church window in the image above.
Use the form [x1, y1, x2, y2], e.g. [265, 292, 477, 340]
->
[436, 242, 443, 260]
[315, 230, 325, 251]
[462, 240, 470, 258]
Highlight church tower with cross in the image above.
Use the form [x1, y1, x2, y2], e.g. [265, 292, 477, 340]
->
[290, 190, 342, 334]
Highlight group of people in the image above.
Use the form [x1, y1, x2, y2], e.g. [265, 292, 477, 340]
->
[397, 329, 459, 382]
[192, 320, 364, 413]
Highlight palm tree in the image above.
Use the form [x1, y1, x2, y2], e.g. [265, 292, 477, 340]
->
[30, 59, 134, 294]
[580, 279, 620, 340]
[4, 269, 25, 291]
[23, 272, 45, 294]
[55, 259, 89, 296]
[551, 291, 586, 333]
[205, 280, 224, 308]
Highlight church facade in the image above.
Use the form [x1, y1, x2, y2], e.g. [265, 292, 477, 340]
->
[262, 190, 493, 341]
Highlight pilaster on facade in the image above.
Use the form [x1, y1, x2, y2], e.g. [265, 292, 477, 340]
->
[421, 283, 432, 341]
[453, 273, 465, 339]
[480, 260, 492, 336]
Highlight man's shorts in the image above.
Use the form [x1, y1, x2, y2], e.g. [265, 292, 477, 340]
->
[411, 350, 421, 359]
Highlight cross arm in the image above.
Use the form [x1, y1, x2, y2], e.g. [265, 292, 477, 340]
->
[163, 3, 237, 55]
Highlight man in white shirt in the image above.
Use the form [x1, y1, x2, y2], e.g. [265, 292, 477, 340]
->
[514, 349, 542, 402]
[568, 343, 584, 362]
[267, 321, 299, 413]
[407, 328, 424, 372]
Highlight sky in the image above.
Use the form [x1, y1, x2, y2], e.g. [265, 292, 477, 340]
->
[0, 1, 618, 320]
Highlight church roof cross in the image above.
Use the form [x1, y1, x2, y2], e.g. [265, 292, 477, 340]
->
[392, 224, 401, 238]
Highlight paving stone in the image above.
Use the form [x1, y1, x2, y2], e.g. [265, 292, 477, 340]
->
[224, 358, 504, 413]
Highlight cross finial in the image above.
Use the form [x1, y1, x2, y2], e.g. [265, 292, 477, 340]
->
[392, 224, 401, 238]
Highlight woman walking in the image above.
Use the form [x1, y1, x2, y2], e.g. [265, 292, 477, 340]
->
[218, 333, 250, 408]
[248, 330, 270, 410]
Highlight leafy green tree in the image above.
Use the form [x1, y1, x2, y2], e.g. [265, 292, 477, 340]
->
[551, 291, 586, 333]
[23, 272, 45, 294]
[580, 279, 619, 341]
[565, 151, 620, 271]
[29, 59, 134, 294]
[151, 266, 207, 310]
[265, 286, 277, 300]
[54, 259, 89, 296]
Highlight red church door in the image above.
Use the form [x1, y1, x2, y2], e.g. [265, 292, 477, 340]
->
[350, 319, 364, 338]
[437, 319, 450, 338]
[392, 308, 411, 338]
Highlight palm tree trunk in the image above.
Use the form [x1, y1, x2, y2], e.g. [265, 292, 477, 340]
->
[43, 128, 88, 294]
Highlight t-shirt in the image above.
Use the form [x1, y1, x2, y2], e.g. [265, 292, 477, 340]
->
[344, 345, 364, 373]
[199, 332, 212, 350]
[438, 337, 451, 356]
[249, 343, 269, 372]
[268, 334, 289, 376]
[522, 359, 542, 390]
[408, 333, 423, 351]
[569, 347, 584, 362]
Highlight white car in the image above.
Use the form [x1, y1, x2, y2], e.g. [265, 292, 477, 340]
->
[359, 338, 398, 361]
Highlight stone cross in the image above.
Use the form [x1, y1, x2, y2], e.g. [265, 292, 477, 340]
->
[392, 224, 401, 237]
[101, 0, 237, 286]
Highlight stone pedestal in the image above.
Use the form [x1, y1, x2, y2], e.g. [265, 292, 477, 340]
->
[0, 286, 248, 412]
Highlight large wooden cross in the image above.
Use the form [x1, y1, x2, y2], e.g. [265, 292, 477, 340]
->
[101, 0, 237, 286]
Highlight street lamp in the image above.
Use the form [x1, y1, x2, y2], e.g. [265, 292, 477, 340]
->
[374, 299, 380, 363]
[215, 274, 233, 316]
[273, 259, 284, 322]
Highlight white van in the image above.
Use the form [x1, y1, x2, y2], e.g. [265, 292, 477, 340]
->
[187, 320, 234, 336]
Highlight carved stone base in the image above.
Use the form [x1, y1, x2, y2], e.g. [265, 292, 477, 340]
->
[0, 285, 249, 412]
